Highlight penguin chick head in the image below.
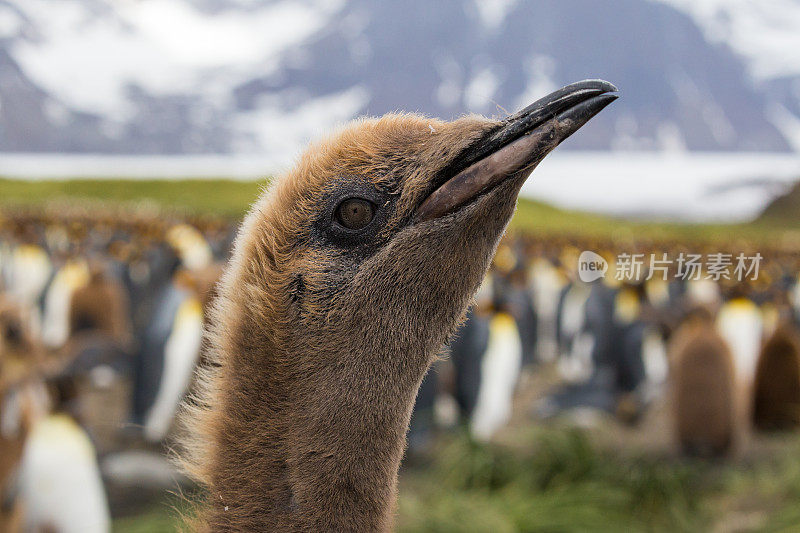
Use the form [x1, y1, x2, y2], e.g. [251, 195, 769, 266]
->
[221, 81, 617, 376]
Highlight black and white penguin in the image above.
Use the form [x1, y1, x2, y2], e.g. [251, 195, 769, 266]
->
[136, 265, 218, 442]
[40, 257, 90, 350]
[716, 291, 763, 390]
[166, 223, 213, 272]
[639, 275, 672, 388]
[409, 269, 515, 445]
[470, 300, 522, 441]
[492, 242, 538, 367]
[17, 413, 111, 533]
[555, 263, 593, 382]
[411, 265, 525, 443]
[528, 255, 567, 363]
[5, 242, 52, 337]
[543, 257, 657, 421]
[448, 306, 491, 420]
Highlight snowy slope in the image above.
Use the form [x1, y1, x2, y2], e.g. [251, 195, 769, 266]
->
[0, 0, 799, 156]
[8, 0, 341, 117]
[0, 0, 353, 155]
[655, 0, 800, 80]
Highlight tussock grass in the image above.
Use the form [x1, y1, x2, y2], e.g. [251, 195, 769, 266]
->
[397, 427, 800, 532]
[398, 428, 705, 532]
[112, 428, 800, 532]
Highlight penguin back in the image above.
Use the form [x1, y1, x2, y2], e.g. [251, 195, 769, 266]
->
[753, 325, 800, 431]
[672, 322, 737, 457]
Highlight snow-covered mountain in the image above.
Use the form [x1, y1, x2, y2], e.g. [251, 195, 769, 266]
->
[1, 0, 799, 160]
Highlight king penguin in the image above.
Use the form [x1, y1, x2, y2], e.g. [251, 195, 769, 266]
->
[17, 413, 111, 533]
[555, 249, 593, 383]
[671, 307, 737, 457]
[0, 298, 49, 531]
[493, 241, 538, 367]
[716, 288, 763, 390]
[528, 254, 567, 363]
[1, 296, 109, 533]
[139, 266, 218, 442]
[752, 321, 800, 431]
[470, 302, 522, 441]
[40, 256, 90, 350]
[448, 274, 494, 422]
[6, 241, 52, 337]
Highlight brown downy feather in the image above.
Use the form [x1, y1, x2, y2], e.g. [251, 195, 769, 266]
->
[0, 298, 47, 530]
[177, 77, 616, 527]
[62, 267, 133, 453]
[177, 113, 520, 531]
[753, 324, 800, 431]
[671, 310, 737, 457]
[68, 267, 132, 348]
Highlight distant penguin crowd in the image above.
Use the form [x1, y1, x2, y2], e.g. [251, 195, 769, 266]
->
[2, 206, 799, 528]
[0, 206, 234, 530]
[409, 236, 800, 459]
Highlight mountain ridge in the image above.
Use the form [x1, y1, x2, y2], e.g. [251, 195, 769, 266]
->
[0, 0, 799, 159]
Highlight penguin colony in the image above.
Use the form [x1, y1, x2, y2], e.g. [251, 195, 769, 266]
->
[1, 144, 800, 527]
[2, 205, 800, 527]
[0, 207, 230, 531]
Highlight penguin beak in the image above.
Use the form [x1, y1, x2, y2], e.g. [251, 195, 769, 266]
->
[414, 80, 618, 223]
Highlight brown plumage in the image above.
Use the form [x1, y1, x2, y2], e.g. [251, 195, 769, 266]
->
[59, 266, 134, 453]
[0, 298, 46, 530]
[671, 310, 737, 457]
[753, 324, 800, 431]
[0, 299, 44, 390]
[0, 302, 34, 488]
[179, 82, 617, 531]
[68, 266, 132, 348]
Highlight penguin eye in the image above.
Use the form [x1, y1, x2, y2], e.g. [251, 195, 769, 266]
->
[335, 198, 375, 230]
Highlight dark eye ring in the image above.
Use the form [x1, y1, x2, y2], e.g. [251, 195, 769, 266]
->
[335, 198, 376, 230]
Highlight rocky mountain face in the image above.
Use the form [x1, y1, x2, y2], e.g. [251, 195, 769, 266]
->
[1, 0, 799, 157]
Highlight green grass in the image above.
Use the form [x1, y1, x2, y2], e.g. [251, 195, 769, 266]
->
[398, 428, 705, 532]
[114, 507, 181, 533]
[400, 427, 800, 532]
[3, 177, 795, 244]
[759, 181, 800, 227]
[111, 427, 800, 532]
[509, 196, 800, 244]
[0, 178, 266, 218]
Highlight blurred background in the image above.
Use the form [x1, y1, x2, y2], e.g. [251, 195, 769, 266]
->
[1, 0, 800, 531]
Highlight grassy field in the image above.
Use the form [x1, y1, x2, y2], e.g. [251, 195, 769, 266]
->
[110, 425, 800, 533]
[1, 177, 795, 244]
[0, 178, 265, 218]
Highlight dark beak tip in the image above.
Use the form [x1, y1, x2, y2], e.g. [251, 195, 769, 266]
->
[548, 92, 619, 149]
[414, 80, 618, 223]
[557, 92, 619, 124]
[583, 79, 618, 93]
